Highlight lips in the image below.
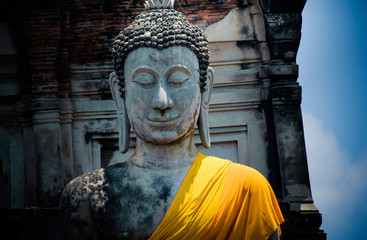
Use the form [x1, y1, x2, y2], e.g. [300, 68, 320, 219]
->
[147, 114, 180, 127]
[148, 115, 179, 122]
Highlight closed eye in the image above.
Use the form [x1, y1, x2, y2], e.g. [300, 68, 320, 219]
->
[167, 67, 191, 87]
[132, 71, 156, 89]
[168, 77, 190, 87]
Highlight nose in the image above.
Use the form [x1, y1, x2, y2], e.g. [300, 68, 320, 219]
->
[152, 84, 174, 112]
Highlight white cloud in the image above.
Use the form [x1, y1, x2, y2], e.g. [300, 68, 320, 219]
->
[303, 112, 367, 239]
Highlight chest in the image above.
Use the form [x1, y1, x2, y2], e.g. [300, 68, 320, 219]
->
[94, 167, 185, 239]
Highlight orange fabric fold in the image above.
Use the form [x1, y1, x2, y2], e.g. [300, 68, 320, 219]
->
[148, 153, 284, 240]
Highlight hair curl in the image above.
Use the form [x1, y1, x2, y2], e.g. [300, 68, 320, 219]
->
[112, 9, 209, 97]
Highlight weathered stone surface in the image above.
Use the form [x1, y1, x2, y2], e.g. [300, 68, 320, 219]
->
[205, 5, 269, 64]
[249, 1, 263, 14]
[273, 104, 311, 201]
[252, 13, 267, 42]
[209, 41, 261, 63]
[260, 0, 307, 13]
[60, 162, 190, 239]
[267, 64, 298, 77]
[60, 98, 75, 184]
[279, 202, 326, 240]
[205, 8, 255, 42]
[33, 122, 65, 207]
[264, 13, 302, 40]
[271, 84, 302, 105]
[267, 39, 300, 60]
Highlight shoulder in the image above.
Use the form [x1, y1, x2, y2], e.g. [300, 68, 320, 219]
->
[232, 162, 271, 191]
[236, 163, 268, 183]
[206, 154, 272, 195]
[201, 154, 271, 191]
[59, 168, 107, 239]
[60, 162, 131, 209]
[60, 168, 105, 210]
[203, 154, 267, 180]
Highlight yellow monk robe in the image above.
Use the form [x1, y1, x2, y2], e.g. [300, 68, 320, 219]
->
[149, 153, 284, 240]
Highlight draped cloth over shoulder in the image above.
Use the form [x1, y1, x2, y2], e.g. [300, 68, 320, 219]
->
[148, 153, 284, 240]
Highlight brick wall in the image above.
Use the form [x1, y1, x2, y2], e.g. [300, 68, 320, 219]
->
[64, 0, 240, 65]
[14, 0, 244, 99]
[25, 7, 62, 99]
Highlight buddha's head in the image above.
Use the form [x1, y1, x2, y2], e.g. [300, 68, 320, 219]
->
[109, 0, 213, 153]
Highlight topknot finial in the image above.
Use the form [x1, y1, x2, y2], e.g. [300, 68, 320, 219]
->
[144, 0, 175, 10]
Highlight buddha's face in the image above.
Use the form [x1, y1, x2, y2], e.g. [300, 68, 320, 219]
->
[124, 46, 201, 144]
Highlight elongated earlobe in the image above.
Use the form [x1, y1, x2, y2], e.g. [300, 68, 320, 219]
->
[109, 72, 130, 153]
[198, 67, 214, 148]
[198, 110, 210, 148]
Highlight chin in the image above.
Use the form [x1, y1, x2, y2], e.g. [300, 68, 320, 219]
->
[146, 131, 182, 145]
[143, 127, 193, 145]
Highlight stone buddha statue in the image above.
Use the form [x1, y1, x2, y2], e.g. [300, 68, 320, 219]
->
[59, 1, 284, 239]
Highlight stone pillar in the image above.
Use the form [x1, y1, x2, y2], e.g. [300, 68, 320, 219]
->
[265, 55, 326, 240]
[259, 68, 283, 199]
[259, 0, 326, 238]
[60, 98, 74, 185]
[268, 65, 312, 202]
[30, 99, 64, 207]
[16, 100, 37, 206]
[0, 20, 26, 208]
[0, 105, 26, 208]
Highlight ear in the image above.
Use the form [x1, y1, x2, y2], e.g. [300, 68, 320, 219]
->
[198, 67, 214, 148]
[202, 67, 214, 109]
[109, 72, 130, 153]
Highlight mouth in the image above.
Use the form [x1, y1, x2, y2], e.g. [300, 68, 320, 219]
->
[147, 115, 180, 128]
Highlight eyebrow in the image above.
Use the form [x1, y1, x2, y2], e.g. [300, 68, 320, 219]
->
[131, 67, 158, 80]
[165, 65, 191, 78]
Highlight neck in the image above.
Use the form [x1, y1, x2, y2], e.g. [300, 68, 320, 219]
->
[129, 133, 198, 170]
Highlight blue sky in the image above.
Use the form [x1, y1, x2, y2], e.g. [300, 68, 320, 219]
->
[298, 0, 367, 239]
